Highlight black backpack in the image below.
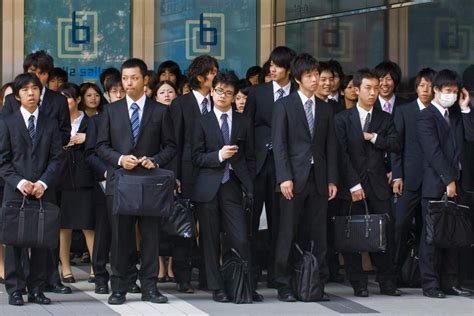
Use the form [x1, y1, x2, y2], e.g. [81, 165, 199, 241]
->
[220, 248, 253, 304]
[293, 242, 323, 302]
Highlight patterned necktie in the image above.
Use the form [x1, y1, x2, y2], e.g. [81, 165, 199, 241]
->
[28, 115, 36, 142]
[304, 99, 314, 138]
[444, 110, 450, 127]
[363, 113, 371, 132]
[276, 88, 285, 100]
[383, 101, 392, 114]
[130, 102, 140, 143]
[201, 98, 209, 115]
[221, 113, 230, 184]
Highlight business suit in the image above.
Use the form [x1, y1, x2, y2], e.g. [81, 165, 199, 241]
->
[416, 103, 474, 291]
[335, 105, 401, 288]
[191, 109, 255, 290]
[0, 110, 63, 295]
[96, 97, 176, 293]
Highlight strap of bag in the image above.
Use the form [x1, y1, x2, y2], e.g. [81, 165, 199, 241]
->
[294, 243, 304, 256]
[17, 197, 27, 244]
[37, 199, 45, 245]
[348, 199, 370, 216]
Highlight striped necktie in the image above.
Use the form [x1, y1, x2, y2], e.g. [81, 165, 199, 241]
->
[363, 113, 371, 132]
[304, 99, 314, 138]
[221, 113, 230, 183]
[28, 115, 36, 142]
[130, 103, 140, 143]
[201, 98, 209, 115]
[276, 88, 285, 100]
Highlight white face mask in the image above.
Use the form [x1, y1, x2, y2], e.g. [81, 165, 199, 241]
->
[438, 92, 457, 108]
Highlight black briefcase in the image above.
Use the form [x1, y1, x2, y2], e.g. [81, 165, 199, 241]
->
[0, 197, 60, 249]
[332, 199, 388, 253]
[113, 167, 175, 217]
[162, 198, 196, 239]
[220, 248, 253, 304]
[400, 233, 421, 288]
[425, 194, 473, 248]
[293, 242, 323, 302]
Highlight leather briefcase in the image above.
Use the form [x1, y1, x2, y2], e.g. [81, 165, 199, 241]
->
[162, 198, 196, 239]
[425, 194, 473, 248]
[332, 199, 388, 253]
[0, 197, 60, 249]
[293, 242, 323, 302]
[220, 248, 253, 304]
[113, 167, 175, 217]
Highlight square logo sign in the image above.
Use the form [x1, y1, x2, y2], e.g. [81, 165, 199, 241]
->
[185, 13, 225, 60]
[57, 11, 99, 59]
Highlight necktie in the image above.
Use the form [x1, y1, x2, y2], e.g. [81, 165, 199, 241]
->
[201, 98, 209, 115]
[363, 113, 371, 132]
[276, 88, 285, 100]
[383, 101, 392, 114]
[130, 103, 140, 143]
[221, 113, 230, 184]
[304, 99, 314, 138]
[444, 110, 450, 127]
[28, 115, 36, 142]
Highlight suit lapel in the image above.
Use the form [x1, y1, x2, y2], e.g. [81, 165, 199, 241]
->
[14, 111, 33, 147]
[210, 112, 225, 147]
[137, 98, 153, 142]
[230, 111, 241, 144]
[32, 113, 46, 152]
[117, 99, 134, 146]
[294, 94, 312, 139]
[40, 89, 53, 113]
[368, 107, 384, 133]
[349, 107, 363, 139]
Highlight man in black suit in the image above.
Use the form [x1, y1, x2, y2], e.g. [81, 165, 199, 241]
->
[244, 46, 296, 287]
[191, 71, 261, 303]
[327, 59, 346, 114]
[0, 73, 63, 306]
[374, 61, 407, 115]
[391, 68, 436, 269]
[169, 55, 218, 292]
[272, 54, 338, 301]
[417, 69, 474, 298]
[96, 58, 176, 305]
[335, 68, 402, 297]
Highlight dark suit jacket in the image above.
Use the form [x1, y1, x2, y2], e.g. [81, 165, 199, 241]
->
[374, 95, 408, 114]
[328, 98, 346, 114]
[170, 92, 213, 186]
[391, 101, 425, 191]
[244, 81, 297, 174]
[0, 110, 63, 204]
[191, 111, 255, 203]
[335, 106, 402, 200]
[3, 89, 71, 146]
[417, 104, 474, 198]
[84, 114, 107, 181]
[96, 97, 177, 196]
[272, 92, 338, 195]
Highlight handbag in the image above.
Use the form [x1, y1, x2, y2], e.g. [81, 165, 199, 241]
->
[292, 242, 323, 302]
[425, 194, 473, 248]
[113, 167, 175, 217]
[400, 232, 421, 288]
[332, 199, 388, 253]
[220, 248, 253, 304]
[162, 198, 196, 239]
[0, 197, 60, 249]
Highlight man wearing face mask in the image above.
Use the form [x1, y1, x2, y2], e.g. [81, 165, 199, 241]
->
[417, 69, 474, 299]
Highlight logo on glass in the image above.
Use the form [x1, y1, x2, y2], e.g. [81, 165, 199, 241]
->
[185, 13, 225, 60]
[57, 11, 98, 59]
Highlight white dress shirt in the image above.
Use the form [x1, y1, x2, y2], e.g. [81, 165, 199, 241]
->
[192, 90, 211, 113]
[416, 98, 427, 111]
[273, 81, 291, 102]
[70, 111, 85, 136]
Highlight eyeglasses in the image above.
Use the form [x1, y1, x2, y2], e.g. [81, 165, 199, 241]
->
[214, 88, 234, 97]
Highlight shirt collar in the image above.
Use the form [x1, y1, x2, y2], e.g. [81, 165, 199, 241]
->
[213, 106, 233, 122]
[40, 86, 46, 105]
[431, 100, 449, 116]
[192, 90, 210, 107]
[72, 111, 85, 124]
[379, 94, 396, 108]
[273, 80, 291, 96]
[329, 92, 339, 102]
[20, 106, 39, 125]
[297, 90, 315, 106]
[126, 93, 146, 110]
[356, 103, 373, 116]
[416, 98, 427, 111]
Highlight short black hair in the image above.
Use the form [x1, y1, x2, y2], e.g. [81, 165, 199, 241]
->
[187, 55, 219, 90]
[236, 79, 250, 96]
[328, 59, 344, 78]
[146, 70, 158, 90]
[353, 68, 379, 87]
[374, 61, 402, 89]
[152, 80, 178, 100]
[57, 82, 81, 100]
[462, 65, 474, 91]
[259, 60, 271, 83]
[318, 61, 334, 77]
[104, 73, 123, 93]
[13, 73, 43, 97]
[48, 67, 68, 83]
[99, 67, 121, 90]
[269, 46, 296, 70]
[121, 58, 148, 77]
[340, 74, 354, 92]
[415, 68, 436, 88]
[290, 53, 319, 82]
[23, 50, 54, 74]
[432, 69, 462, 91]
[246, 66, 261, 80]
[79, 82, 104, 112]
[212, 71, 239, 92]
[157, 60, 182, 82]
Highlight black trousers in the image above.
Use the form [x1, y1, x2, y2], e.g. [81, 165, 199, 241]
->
[195, 174, 251, 290]
[327, 198, 344, 279]
[274, 170, 329, 289]
[5, 246, 48, 294]
[107, 196, 159, 293]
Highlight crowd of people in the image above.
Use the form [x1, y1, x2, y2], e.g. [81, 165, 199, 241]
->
[0, 47, 473, 307]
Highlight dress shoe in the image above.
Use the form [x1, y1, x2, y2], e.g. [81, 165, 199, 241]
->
[213, 289, 230, 303]
[423, 288, 446, 298]
[277, 288, 297, 302]
[157, 276, 168, 283]
[8, 291, 24, 306]
[443, 286, 472, 297]
[28, 292, 51, 305]
[316, 292, 331, 301]
[177, 282, 195, 293]
[95, 283, 110, 294]
[62, 274, 76, 283]
[44, 283, 72, 294]
[108, 292, 126, 305]
[141, 290, 168, 303]
[127, 283, 141, 293]
[252, 290, 264, 302]
[354, 287, 369, 297]
[380, 284, 401, 296]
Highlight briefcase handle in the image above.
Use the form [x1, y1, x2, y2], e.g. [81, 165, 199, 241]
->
[20, 196, 45, 211]
[18, 197, 46, 246]
[347, 199, 370, 217]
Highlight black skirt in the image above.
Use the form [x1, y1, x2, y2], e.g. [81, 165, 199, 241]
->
[60, 188, 95, 229]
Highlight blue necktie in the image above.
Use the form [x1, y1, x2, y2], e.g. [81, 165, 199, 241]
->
[221, 113, 230, 184]
[201, 98, 209, 115]
[304, 99, 314, 138]
[28, 115, 36, 142]
[130, 103, 140, 143]
[277, 88, 285, 100]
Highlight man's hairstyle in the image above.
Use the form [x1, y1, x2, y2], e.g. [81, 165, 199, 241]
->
[152, 80, 178, 100]
[79, 82, 104, 112]
[259, 60, 271, 83]
[328, 59, 344, 78]
[23, 50, 54, 74]
[57, 82, 81, 100]
[212, 71, 239, 92]
[157, 60, 182, 82]
[374, 61, 402, 89]
[236, 79, 250, 96]
[246, 66, 261, 80]
[146, 70, 158, 90]
[415, 68, 436, 88]
[121, 58, 148, 77]
[340, 74, 354, 92]
[12, 73, 43, 97]
[104, 73, 123, 93]
[269, 46, 296, 70]
[187, 55, 219, 90]
[317, 61, 334, 77]
[99, 67, 121, 90]
[352, 68, 379, 87]
[290, 53, 319, 82]
[462, 65, 474, 91]
[432, 69, 462, 90]
[48, 67, 68, 83]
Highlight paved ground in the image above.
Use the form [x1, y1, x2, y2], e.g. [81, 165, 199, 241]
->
[0, 264, 473, 316]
